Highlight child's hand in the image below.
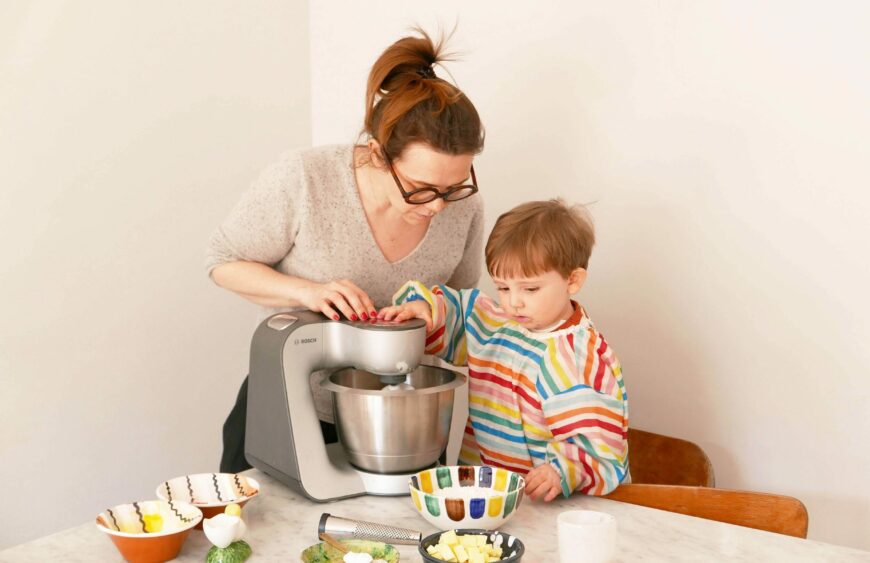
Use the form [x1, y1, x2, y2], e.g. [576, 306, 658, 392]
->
[377, 300, 433, 330]
[524, 464, 563, 502]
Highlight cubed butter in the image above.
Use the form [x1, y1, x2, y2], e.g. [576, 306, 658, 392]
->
[437, 543, 457, 561]
[440, 530, 459, 546]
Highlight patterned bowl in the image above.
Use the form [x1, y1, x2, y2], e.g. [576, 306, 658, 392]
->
[96, 500, 202, 563]
[155, 473, 259, 528]
[409, 466, 525, 531]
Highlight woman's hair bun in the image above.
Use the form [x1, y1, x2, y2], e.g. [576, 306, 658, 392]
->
[364, 28, 484, 160]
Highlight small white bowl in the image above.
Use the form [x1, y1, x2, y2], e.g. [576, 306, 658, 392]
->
[156, 473, 259, 526]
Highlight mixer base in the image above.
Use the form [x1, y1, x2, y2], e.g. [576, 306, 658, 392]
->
[356, 463, 438, 496]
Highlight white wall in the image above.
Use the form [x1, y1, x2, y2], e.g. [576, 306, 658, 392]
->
[0, 1, 310, 548]
[310, 1, 870, 550]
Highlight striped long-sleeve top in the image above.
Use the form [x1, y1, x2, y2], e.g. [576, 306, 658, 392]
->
[395, 281, 629, 497]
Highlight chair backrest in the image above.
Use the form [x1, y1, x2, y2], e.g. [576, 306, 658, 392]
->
[604, 483, 809, 538]
[628, 428, 715, 487]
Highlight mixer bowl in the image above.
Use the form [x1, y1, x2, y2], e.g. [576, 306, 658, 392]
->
[321, 365, 466, 474]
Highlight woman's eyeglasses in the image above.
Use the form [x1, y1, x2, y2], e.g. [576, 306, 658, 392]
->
[382, 150, 478, 205]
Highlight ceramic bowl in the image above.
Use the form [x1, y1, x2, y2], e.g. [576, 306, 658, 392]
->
[96, 500, 202, 563]
[409, 466, 525, 530]
[155, 473, 259, 527]
[419, 528, 525, 562]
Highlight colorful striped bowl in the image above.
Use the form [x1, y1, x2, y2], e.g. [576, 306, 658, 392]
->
[409, 466, 525, 531]
[155, 473, 259, 528]
[96, 500, 202, 563]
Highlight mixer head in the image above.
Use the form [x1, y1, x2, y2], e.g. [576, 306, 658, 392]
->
[327, 317, 427, 380]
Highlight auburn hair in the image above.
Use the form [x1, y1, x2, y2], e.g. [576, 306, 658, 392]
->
[363, 28, 484, 160]
[485, 199, 596, 278]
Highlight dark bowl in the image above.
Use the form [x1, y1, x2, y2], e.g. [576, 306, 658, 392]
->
[419, 528, 524, 563]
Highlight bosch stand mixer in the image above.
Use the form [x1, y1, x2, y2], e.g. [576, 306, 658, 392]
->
[245, 311, 466, 501]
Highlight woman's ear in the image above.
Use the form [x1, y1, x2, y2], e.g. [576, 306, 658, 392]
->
[568, 268, 587, 294]
[368, 139, 386, 168]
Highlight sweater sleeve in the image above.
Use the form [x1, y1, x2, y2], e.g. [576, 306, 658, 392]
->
[393, 281, 481, 366]
[538, 329, 629, 497]
[446, 196, 484, 289]
[205, 152, 303, 275]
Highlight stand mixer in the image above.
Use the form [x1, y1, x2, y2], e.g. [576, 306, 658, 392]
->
[246, 310, 466, 502]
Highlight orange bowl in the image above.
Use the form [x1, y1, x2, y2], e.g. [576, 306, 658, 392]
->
[96, 500, 202, 563]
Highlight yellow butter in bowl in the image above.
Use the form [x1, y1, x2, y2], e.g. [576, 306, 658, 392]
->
[419, 529, 525, 563]
[425, 531, 504, 562]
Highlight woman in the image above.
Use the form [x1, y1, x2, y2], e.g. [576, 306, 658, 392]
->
[207, 29, 486, 473]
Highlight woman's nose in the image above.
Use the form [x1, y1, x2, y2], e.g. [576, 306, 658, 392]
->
[425, 198, 447, 213]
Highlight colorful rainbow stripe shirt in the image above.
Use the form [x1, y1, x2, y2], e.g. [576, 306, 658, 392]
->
[395, 282, 629, 497]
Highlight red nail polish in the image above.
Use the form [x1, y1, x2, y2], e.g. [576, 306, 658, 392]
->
[351, 314, 358, 321]
[333, 314, 340, 321]
[370, 311, 377, 318]
[361, 312, 368, 320]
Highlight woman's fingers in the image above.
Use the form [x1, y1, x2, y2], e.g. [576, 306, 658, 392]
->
[336, 280, 375, 320]
[318, 302, 340, 321]
[320, 289, 356, 320]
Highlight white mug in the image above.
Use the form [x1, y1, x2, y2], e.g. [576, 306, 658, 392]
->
[557, 510, 617, 563]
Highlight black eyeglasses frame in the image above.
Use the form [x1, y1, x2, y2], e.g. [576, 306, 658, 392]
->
[381, 149, 478, 205]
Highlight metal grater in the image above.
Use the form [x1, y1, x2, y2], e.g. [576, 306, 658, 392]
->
[318, 513, 422, 545]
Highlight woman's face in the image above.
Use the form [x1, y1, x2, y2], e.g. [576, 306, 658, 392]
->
[383, 142, 475, 224]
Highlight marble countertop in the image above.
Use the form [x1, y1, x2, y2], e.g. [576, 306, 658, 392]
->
[2, 469, 869, 562]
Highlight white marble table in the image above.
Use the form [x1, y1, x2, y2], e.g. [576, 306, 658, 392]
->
[2, 469, 869, 562]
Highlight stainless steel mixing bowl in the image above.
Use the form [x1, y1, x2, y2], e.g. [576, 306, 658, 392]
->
[321, 365, 466, 474]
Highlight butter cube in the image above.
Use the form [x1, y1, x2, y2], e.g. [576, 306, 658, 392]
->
[440, 530, 459, 546]
[453, 544, 469, 563]
[468, 551, 485, 563]
[476, 535, 488, 547]
[437, 543, 457, 561]
[459, 535, 478, 548]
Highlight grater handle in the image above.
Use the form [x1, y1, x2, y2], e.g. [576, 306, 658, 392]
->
[318, 513, 423, 545]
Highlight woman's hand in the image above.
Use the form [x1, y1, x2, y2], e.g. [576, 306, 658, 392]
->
[524, 464, 563, 502]
[377, 300, 433, 330]
[295, 279, 377, 321]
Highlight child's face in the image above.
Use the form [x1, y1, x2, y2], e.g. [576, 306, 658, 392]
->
[492, 268, 587, 331]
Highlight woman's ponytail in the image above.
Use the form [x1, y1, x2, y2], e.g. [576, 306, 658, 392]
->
[363, 28, 484, 161]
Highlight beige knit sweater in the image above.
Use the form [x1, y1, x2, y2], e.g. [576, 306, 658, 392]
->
[206, 144, 484, 421]
[206, 144, 484, 315]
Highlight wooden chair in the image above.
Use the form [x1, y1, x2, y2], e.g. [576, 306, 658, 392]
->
[603, 484, 809, 538]
[627, 428, 715, 487]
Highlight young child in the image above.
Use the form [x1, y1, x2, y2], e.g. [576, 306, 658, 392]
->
[379, 199, 628, 501]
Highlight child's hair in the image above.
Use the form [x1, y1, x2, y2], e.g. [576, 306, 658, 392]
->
[363, 28, 485, 160]
[485, 199, 595, 279]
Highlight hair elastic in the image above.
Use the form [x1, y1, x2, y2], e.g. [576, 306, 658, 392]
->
[416, 66, 437, 79]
